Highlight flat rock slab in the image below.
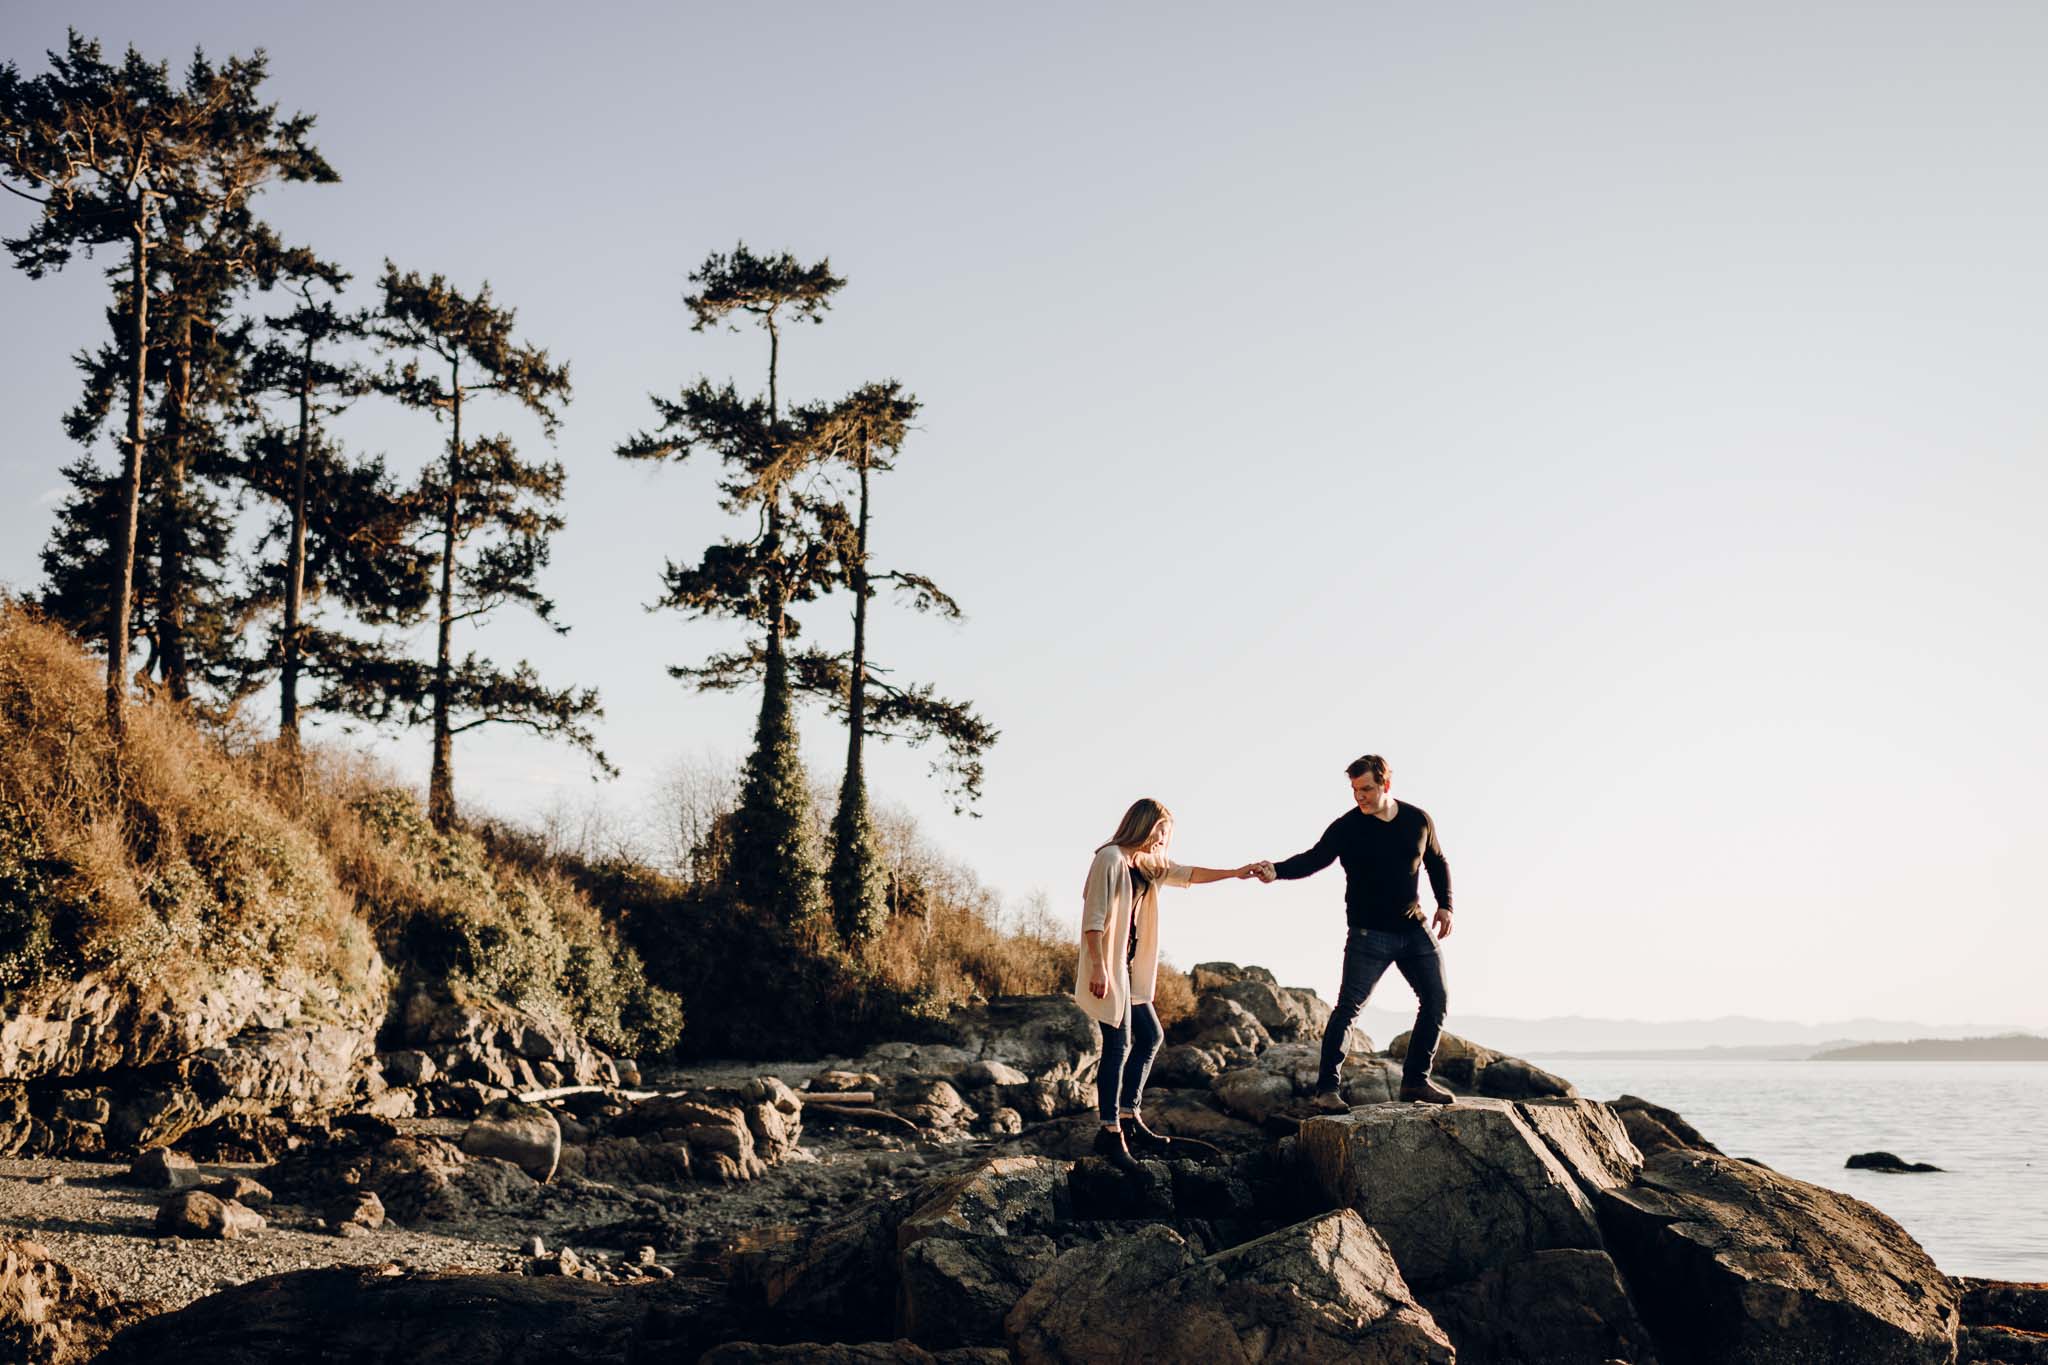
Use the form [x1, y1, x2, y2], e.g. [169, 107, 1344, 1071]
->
[1006, 1212, 1453, 1364]
[1298, 1096, 1608, 1290]
[896, 1157, 1067, 1251]
[1595, 1150, 1959, 1365]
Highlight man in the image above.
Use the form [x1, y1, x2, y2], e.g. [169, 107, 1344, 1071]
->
[1254, 754, 1455, 1107]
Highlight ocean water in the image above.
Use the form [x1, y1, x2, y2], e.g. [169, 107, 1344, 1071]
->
[1526, 1057, 2048, 1281]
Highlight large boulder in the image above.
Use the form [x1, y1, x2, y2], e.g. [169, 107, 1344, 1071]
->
[1297, 1097, 1616, 1290]
[394, 986, 617, 1092]
[897, 1157, 1068, 1251]
[1422, 1247, 1655, 1364]
[1005, 1213, 1454, 1364]
[1188, 994, 1271, 1051]
[899, 1234, 1058, 1350]
[1388, 1029, 1575, 1099]
[1218, 978, 1311, 1038]
[460, 1099, 562, 1182]
[1149, 1044, 1222, 1089]
[1595, 1149, 1960, 1365]
[731, 1202, 901, 1343]
[155, 1190, 264, 1240]
[1212, 1067, 1296, 1124]
[1608, 1094, 1722, 1157]
[0, 1239, 152, 1365]
[908, 996, 1101, 1085]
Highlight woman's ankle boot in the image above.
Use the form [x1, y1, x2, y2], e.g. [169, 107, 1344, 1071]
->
[1092, 1124, 1143, 1174]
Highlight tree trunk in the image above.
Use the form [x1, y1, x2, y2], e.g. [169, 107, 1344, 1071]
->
[279, 342, 312, 756]
[108, 216, 149, 742]
[427, 362, 461, 831]
[844, 446, 871, 788]
[158, 316, 193, 702]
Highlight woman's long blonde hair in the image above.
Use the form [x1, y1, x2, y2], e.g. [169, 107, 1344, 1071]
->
[1100, 798, 1172, 879]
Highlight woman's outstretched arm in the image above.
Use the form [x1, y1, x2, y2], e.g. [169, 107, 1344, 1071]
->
[1183, 864, 1261, 885]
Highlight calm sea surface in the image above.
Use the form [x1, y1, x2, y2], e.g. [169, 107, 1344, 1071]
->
[1524, 1058, 2048, 1282]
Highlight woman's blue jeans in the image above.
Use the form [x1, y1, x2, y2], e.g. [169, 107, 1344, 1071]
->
[1097, 1002, 1164, 1122]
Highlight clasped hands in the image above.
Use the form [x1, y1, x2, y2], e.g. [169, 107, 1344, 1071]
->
[1232, 860, 1278, 883]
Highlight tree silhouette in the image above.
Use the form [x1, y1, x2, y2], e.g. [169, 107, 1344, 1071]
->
[1, 32, 332, 737]
[792, 383, 998, 943]
[237, 248, 431, 763]
[618, 244, 844, 942]
[373, 262, 603, 830]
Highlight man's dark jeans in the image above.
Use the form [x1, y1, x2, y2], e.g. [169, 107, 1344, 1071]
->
[1317, 923, 1448, 1093]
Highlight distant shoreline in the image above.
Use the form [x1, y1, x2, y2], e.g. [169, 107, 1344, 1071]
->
[1528, 1035, 2048, 1063]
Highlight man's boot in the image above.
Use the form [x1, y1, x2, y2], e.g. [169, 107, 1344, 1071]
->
[1091, 1124, 1144, 1173]
[1399, 1077, 1455, 1105]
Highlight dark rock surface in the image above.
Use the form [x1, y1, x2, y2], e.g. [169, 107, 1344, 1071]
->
[1849, 1150, 1944, 1173]
[1596, 1149, 1960, 1364]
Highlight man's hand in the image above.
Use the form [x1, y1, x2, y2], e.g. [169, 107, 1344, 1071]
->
[1089, 967, 1108, 999]
[1247, 860, 1275, 883]
[1432, 906, 1454, 939]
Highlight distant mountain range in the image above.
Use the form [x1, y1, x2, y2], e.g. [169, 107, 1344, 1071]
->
[1352, 1008, 2041, 1058]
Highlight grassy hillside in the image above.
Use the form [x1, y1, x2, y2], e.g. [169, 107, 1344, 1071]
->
[0, 602, 1179, 1064]
[0, 603, 677, 1057]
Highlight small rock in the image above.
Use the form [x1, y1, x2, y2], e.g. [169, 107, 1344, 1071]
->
[329, 1190, 385, 1231]
[636, 1245, 657, 1265]
[204, 1175, 274, 1207]
[526, 1235, 546, 1256]
[1846, 1151, 1943, 1173]
[156, 1190, 264, 1240]
[337, 1221, 370, 1239]
[131, 1147, 200, 1190]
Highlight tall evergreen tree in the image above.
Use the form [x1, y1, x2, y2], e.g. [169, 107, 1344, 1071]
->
[798, 383, 998, 944]
[0, 33, 332, 737]
[238, 248, 431, 761]
[373, 262, 603, 830]
[617, 245, 844, 942]
[44, 220, 262, 704]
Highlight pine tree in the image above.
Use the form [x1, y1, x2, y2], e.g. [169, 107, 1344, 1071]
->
[1, 33, 333, 737]
[43, 221, 262, 705]
[617, 244, 844, 941]
[372, 262, 603, 830]
[799, 383, 998, 945]
[238, 247, 431, 762]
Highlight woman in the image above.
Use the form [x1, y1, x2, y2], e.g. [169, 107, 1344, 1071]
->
[1077, 798, 1259, 1170]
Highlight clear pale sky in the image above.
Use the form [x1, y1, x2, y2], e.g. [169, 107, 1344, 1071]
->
[4, 3, 2043, 1030]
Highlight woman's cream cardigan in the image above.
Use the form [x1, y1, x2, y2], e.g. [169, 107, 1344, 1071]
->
[1072, 843, 1193, 1028]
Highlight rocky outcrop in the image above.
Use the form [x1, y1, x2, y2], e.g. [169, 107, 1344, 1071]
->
[1005, 1213, 1455, 1364]
[388, 986, 618, 1100]
[0, 962, 385, 1156]
[0, 1240, 156, 1365]
[1610, 1093, 1723, 1157]
[1299, 1098, 1622, 1289]
[1596, 1149, 1960, 1364]
[1388, 1028, 1576, 1100]
[1958, 1279, 2048, 1365]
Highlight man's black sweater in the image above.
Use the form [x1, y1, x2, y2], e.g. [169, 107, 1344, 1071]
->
[1273, 802, 1452, 932]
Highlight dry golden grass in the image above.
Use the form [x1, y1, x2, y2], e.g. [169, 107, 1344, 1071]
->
[0, 603, 374, 1008]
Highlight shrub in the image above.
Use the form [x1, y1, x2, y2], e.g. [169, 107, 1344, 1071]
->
[0, 603, 375, 1012]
